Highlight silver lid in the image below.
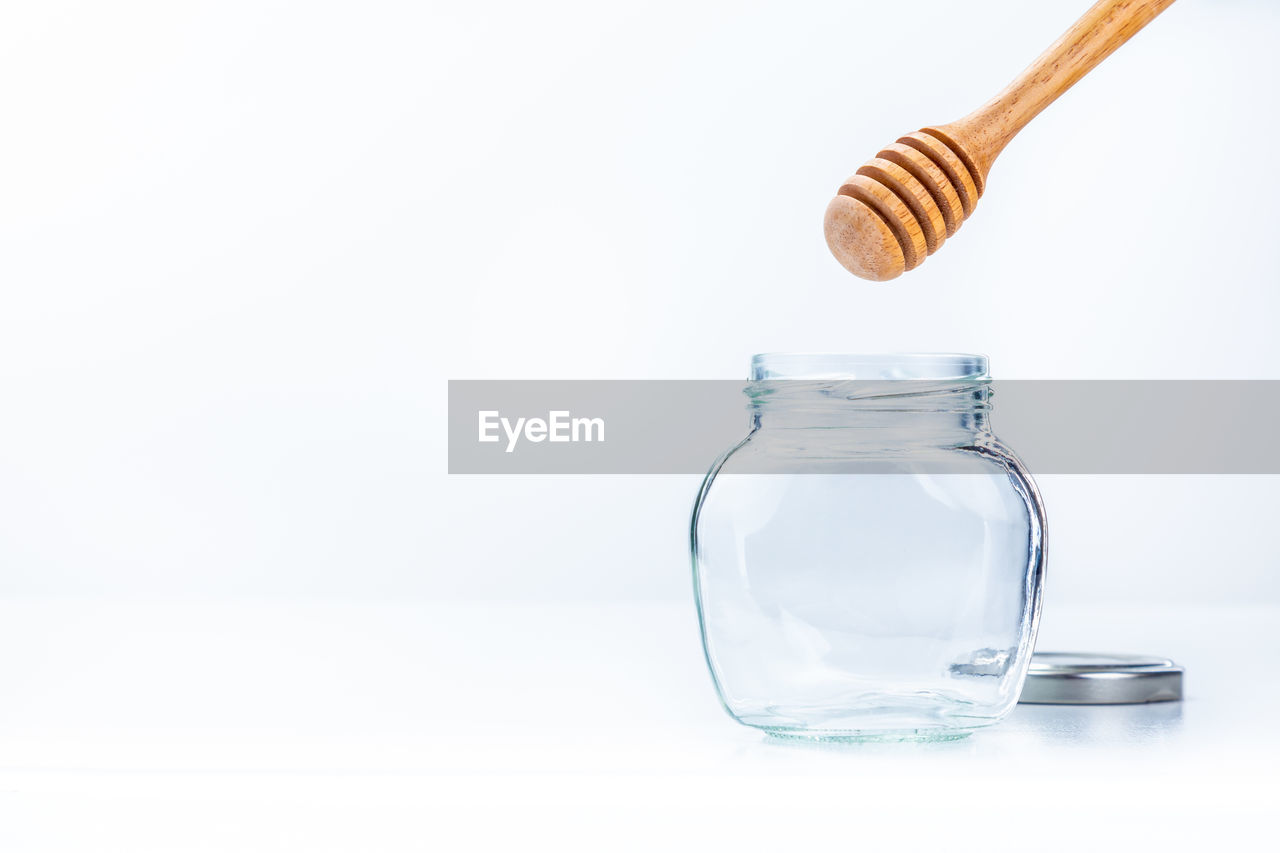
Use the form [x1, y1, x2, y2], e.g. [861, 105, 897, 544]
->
[1018, 652, 1184, 705]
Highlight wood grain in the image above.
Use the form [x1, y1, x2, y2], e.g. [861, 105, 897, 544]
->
[825, 0, 1176, 281]
[929, 0, 1178, 182]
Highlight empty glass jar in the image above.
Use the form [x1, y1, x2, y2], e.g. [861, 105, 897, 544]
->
[691, 353, 1046, 741]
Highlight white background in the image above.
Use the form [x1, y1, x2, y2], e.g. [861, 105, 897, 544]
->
[1, 1, 1278, 849]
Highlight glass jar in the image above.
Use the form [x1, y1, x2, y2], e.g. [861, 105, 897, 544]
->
[691, 353, 1046, 741]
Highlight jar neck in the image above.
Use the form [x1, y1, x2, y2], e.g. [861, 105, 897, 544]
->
[747, 378, 993, 447]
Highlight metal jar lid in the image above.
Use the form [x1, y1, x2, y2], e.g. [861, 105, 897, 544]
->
[1018, 652, 1184, 705]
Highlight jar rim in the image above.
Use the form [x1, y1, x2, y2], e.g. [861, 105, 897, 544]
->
[750, 352, 989, 381]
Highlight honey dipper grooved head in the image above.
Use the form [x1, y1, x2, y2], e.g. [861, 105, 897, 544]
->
[823, 194, 906, 282]
[825, 127, 986, 282]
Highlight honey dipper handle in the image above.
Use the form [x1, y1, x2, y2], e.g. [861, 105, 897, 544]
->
[936, 0, 1176, 179]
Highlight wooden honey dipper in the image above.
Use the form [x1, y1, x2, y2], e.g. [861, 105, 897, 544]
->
[825, 0, 1176, 281]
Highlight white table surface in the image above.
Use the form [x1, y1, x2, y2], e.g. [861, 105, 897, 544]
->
[0, 598, 1275, 851]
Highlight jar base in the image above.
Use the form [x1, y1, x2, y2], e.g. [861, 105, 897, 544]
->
[760, 726, 974, 744]
[730, 692, 1005, 743]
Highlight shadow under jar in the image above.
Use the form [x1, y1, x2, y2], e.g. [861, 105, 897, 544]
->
[691, 354, 1046, 742]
